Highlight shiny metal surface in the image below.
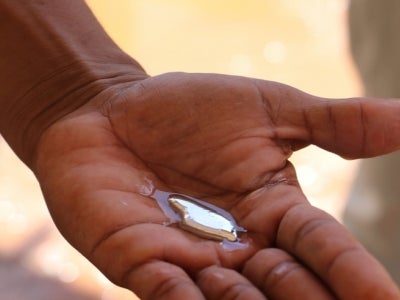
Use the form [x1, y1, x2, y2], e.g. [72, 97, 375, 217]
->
[168, 194, 239, 242]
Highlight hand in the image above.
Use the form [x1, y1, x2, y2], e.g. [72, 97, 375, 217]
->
[33, 72, 400, 299]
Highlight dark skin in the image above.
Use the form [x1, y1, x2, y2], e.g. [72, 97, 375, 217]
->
[32, 72, 400, 299]
[1, 1, 399, 299]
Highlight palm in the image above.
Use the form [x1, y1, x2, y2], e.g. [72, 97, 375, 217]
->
[34, 72, 400, 300]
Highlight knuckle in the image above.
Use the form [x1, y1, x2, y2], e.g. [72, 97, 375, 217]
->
[263, 259, 301, 289]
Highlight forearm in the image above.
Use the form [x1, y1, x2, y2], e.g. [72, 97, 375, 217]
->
[0, 0, 147, 166]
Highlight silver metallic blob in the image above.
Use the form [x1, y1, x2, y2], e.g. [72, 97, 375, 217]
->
[168, 194, 244, 242]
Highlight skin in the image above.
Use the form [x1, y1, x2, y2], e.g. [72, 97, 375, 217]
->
[0, 1, 399, 299]
[35, 72, 400, 300]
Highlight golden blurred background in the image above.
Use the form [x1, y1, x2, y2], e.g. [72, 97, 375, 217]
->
[0, 1, 362, 299]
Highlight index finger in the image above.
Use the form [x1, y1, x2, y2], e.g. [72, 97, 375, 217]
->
[277, 203, 400, 300]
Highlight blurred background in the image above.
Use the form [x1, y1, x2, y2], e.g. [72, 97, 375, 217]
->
[2, 0, 397, 299]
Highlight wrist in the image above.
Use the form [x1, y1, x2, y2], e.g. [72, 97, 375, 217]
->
[3, 60, 146, 167]
[0, 0, 147, 166]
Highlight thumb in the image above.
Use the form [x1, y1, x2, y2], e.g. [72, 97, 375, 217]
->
[303, 97, 400, 158]
[256, 80, 400, 159]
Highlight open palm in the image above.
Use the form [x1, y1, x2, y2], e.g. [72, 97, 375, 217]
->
[34, 72, 400, 299]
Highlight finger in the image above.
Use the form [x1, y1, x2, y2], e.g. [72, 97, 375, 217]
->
[124, 260, 205, 300]
[242, 248, 335, 300]
[255, 80, 400, 158]
[232, 163, 304, 246]
[196, 265, 267, 300]
[277, 203, 400, 300]
[90, 222, 255, 278]
[300, 97, 400, 158]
